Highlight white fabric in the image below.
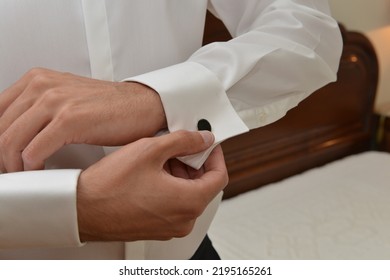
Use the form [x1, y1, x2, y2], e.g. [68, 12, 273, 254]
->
[209, 152, 390, 259]
[0, 170, 82, 248]
[125, 62, 249, 169]
[0, 0, 342, 259]
[81, 0, 114, 81]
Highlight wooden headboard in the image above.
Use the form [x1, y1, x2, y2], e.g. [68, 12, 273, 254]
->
[203, 12, 379, 199]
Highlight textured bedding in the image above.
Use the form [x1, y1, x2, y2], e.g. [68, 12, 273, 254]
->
[209, 151, 390, 259]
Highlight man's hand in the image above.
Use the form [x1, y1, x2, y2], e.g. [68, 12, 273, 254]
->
[0, 68, 167, 172]
[76, 130, 228, 242]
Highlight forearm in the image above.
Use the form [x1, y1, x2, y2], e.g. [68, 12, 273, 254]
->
[0, 70, 168, 172]
[198, 0, 343, 129]
[114, 81, 167, 138]
[123, 0, 342, 168]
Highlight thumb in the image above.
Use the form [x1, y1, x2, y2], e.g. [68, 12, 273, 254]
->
[153, 130, 214, 162]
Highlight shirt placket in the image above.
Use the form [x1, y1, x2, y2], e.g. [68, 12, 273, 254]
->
[81, 0, 114, 81]
[81, 0, 147, 259]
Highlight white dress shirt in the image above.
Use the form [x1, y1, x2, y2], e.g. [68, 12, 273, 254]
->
[0, 0, 342, 259]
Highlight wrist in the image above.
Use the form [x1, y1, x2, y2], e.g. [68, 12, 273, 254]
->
[76, 170, 100, 242]
[118, 81, 167, 135]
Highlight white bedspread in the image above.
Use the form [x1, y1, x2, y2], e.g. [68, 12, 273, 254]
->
[209, 151, 390, 259]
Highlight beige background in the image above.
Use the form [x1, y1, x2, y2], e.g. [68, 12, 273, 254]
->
[329, 0, 390, 112]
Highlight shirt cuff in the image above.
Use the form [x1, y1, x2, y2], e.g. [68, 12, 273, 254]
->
[0, 169, 83, 249]
[123, 61, 249, 169]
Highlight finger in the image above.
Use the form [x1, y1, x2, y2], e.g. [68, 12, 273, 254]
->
[203, 145, 226, 174]
[0, 136, 24, 172]
[0, 68, 50, 116]
[164, 146, 227, 215]
[185, 164, 204, 179]
[169, 158, 190, 179]
[167, 145, 227, 201]
[0, 108, 51, 172]
[152, 130, 215, 163]
[0, 69, 57, 135]
[194, 145, 229, 199]
[0, 96, 36, 136]
[0, 153, 6, 173]
[0, 79, 29, 116]
[22, 120, 69, 171]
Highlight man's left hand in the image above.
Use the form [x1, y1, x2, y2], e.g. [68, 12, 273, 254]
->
[0, 68, 167, 172]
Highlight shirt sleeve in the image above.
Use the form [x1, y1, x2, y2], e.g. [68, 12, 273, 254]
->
[0, 169, 84, 249]
[124, 0, 343, 169]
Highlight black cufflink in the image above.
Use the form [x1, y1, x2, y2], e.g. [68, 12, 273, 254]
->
[197, 119, 212, 131]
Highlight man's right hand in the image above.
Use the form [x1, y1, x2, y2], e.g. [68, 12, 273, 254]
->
[76, 130, 228, 242]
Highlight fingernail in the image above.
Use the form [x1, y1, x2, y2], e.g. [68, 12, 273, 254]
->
[199, 131, 214, 146]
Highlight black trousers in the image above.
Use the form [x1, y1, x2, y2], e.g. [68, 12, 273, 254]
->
[190, 235, 220, 260]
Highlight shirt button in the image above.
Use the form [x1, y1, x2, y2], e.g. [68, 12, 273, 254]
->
[197, 119, 212, 131]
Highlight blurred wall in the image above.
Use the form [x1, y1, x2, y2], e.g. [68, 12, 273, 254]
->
[329, 0, 390, 112]
[329, 0, 390, 32]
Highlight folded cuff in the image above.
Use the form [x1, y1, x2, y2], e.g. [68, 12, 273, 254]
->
[123, 61, 249, 169]
[0, 169, 83, 249]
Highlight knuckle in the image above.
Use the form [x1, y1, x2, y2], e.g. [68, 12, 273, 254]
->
[53, 106, 75, 127]
[28, 72, 50, 90]
[21, 147, 34, 167]
[25, 67, 46, 79]
[221, 171, 229, 188]
[147, 130, 194, 156]
[150, 138, 166, 152]
[163, 201, 203, 238]
[134, 137, 156, 156]
[173, 222, 196, 238]
[137, 137, 154, 147]
[142, 137, 167, 157]
[37, 89, 62, 107]
[182, 200, 204, 220]
[173, 130, 190, 138]
[173, 130, 193, 142]
[21, 146, 43, 170]
[53, 115, 70, 129]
